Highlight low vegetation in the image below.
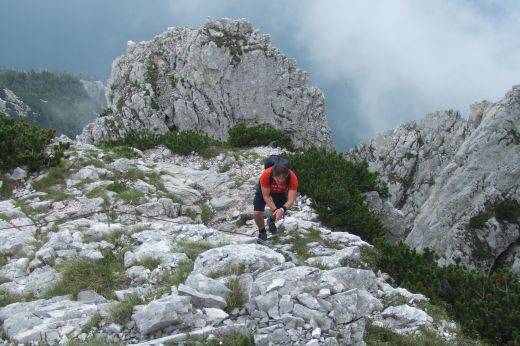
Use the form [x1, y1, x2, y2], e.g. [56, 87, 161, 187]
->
[224, 278, 245, 313]
[227, 122, 294, 150]
[108, 294, 142, 324]
[289, 146, 519, 344]
[288, 147, 388, 243]
[44, 251, 127, 300]
[207, 264, 246, 279]
[175, 240, 214, 261]
[0, 114, 68, 173]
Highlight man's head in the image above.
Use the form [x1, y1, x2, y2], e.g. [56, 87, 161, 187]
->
[272, 163, 289, 183]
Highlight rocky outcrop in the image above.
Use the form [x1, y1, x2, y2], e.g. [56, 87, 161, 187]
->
[0, 140, 458, 345]
[0, 88, 31, 117]
[79, 18, 333, 149]
[347, 86, 520, 272]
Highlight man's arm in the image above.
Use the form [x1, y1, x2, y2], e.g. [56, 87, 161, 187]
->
[261, 185, 277, 211]
[284, 189, 297, 210]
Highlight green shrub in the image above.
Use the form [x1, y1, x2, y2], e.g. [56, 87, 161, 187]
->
[372, 238, 520, 344]
[201, 202, 214, 225]
[469, 199, 520, 230]
[99, 108, 113, 117]
[228, 122, 294, 150]
[0, 176, 15, 199]
[161, 130, 222, 157]
[119, 188, 144, 205]
[288, 147, 388, 243]
[290, 147, 518, 343]
[176, 332, 254, 346]
[0, 115, 68, 172]
[100, 130, 223, 158]
[111, 146, 140, 159]
[365, 321, 452, 346]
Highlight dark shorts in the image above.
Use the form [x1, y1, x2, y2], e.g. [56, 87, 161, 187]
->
[253, 184, 288, 212]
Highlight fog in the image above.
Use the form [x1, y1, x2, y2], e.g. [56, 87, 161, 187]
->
[1, 0, 519, 150]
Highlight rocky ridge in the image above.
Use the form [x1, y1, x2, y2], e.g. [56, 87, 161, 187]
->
[79, 18, 333, 149]
[0, 139, 459, 345]
[347, 86, 520, 273]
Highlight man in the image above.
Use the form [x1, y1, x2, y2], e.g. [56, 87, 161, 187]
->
[253, 162, 298, 241]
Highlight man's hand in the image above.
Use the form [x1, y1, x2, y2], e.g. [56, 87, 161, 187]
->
[274, 208, 284, 222]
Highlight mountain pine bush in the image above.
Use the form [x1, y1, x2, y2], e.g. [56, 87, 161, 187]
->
[0, 115, 67, 172]
[288, 146, 519, 343]
[101, 129, 223, 158]
[371, 239, 520, 344]
[227, 122, 294, 150]
[288, 147, 388, 243]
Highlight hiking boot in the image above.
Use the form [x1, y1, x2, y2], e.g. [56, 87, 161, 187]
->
[258, 229, 268, 241]
[267, 216, 277, 234]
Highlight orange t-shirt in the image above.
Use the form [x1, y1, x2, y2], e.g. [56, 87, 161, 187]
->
[259, 167, 298, 194]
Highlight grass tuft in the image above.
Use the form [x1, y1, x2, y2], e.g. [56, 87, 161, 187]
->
[225, 278, 245, 313]
[108, 294, 142, 324]
[207, 263, 246, 279]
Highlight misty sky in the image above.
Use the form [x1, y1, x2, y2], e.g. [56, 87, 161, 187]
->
[1, 0, 519, 151]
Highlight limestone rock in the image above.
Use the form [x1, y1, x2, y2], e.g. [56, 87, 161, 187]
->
[373, 304, 434, 334]
[79, 18, 333, 149]
[348, 86, 520, 270]
[132, 294, 192, 335]
[193, 244, 285, 276]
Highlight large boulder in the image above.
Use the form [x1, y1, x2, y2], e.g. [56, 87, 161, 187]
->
[79, 18, 333, 149]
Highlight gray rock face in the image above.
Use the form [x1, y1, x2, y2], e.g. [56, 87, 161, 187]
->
[248, 265, 382, 345]
[79, 18, 333, 149]
[347, 85, 520, 270]
[193, 244, 285, 276]
[0, 296, 104, 344]
[132, 294, 192, 335]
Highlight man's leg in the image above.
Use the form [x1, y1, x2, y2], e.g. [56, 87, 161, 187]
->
[253, 185, 267, 240]
[253, 211, 266, 229]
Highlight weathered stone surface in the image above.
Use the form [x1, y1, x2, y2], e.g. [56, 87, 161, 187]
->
[373, 305, 434, 334]
[348, 86, 520, 271]
[178, 284, 227, 309]
[185, 272, 231, 298]
[0, 296, 102, 344]
[132, 294, 192, 335]
[193, 244, 285, 276]
[124, 240, 188, 268]
[79, 18, 333, 149]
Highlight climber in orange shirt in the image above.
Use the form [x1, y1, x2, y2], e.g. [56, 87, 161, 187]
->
[253, 161, 298, 241]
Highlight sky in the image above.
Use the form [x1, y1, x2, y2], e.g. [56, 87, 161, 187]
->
[1, 0, 519, 151]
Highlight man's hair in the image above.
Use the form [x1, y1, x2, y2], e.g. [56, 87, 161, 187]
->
[272, 163, 290, 177]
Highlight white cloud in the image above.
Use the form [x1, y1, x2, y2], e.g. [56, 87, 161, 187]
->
[291, 0, 520, 142]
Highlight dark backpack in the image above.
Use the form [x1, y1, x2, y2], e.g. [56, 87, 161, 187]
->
[264, 155, 291, 185]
